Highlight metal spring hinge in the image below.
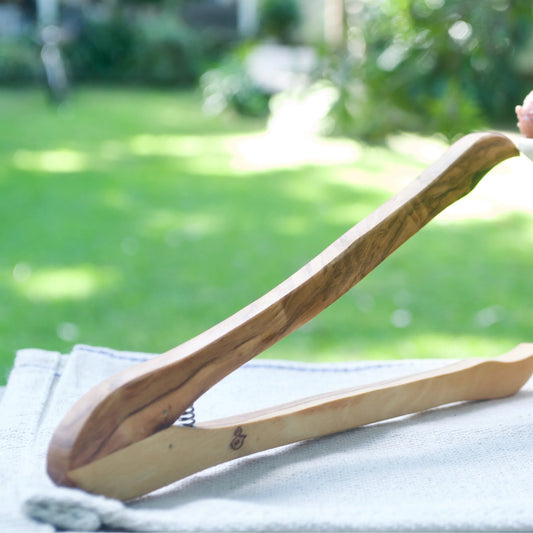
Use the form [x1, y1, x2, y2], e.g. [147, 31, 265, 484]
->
[177, 405, 196, 427]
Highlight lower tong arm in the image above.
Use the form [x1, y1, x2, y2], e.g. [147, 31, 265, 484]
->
[67, 344, 533, 500]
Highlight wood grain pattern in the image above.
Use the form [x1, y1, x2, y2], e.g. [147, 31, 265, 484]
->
[67, 343, 533, 500]
[47, 132, 519, 489]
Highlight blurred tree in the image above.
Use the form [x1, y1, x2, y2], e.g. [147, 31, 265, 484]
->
[321, 0, 533, 141]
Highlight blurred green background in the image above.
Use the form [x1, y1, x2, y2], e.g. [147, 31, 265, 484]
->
[1, 0, 533, 383]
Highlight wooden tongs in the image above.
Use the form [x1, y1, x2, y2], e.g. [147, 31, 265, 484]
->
[47, 132, 533, 501]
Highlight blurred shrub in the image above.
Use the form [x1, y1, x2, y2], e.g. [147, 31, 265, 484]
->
[259, 0, 301, 44]
[64, 15, 137, 83]
[0, 2, 231, 88]
[200, 47, 270, 118]
[0, 37, 41, 84]
[64, 8, 204, 86]
[320, 0, 533, 141]
[129, 11, 204, 86]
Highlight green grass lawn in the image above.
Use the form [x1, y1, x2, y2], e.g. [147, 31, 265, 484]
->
[1, 87, 532, 384]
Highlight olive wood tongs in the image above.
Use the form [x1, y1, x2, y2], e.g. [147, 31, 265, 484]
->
[47, 132, 533, 501]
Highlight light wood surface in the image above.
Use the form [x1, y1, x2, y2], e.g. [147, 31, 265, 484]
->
[67, 344, 533, 500]
[47, 132, 522, 493]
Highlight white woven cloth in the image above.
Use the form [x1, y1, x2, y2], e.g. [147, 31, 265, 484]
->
[2, 344, 533, 532]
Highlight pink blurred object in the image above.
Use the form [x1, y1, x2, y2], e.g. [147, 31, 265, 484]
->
[516, 91, 533, 138]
